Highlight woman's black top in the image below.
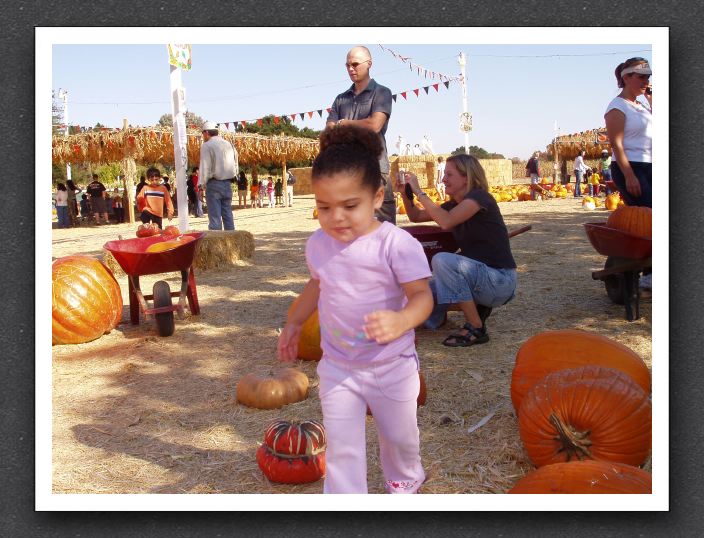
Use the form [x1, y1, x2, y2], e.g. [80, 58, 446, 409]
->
[440, 188, 516, 269]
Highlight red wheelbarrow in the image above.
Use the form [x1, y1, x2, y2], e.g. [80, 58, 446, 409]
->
[103, 232, 205, 336]
[584, 222, 651, 321]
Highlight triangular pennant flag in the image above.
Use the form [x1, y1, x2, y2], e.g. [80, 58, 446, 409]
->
[308, 111, 314, 119]
[444, 81, 450, 89]
[257, 119, 263, 127]
[392, 94, 397, 102]
[241, 121, 247, 129]
[233, 121, 239, 130]
[413, 89, 420, 97]
[224, 122, 230, 130]
[433, 83, 439, 92]
[274, 116, 280, 124]
[423, 86, 429, 94]
[401, 92, 407, 100]
[317, 110, 323, 118]
[290, 114, 297, 121]
[300, 113, 306, 121]
[326, 107, 332, 114]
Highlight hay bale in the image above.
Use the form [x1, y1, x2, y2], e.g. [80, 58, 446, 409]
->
[193, 230, 255, 270]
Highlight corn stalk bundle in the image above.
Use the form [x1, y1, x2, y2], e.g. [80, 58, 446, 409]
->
[551, 128, 612, 160]
[53, 128, 320, 167]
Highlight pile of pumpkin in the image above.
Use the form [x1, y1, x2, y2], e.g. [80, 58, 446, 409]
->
[507, 329, 652, 493]
[236, 299, 426, 485]
[235, 298, 327, 485]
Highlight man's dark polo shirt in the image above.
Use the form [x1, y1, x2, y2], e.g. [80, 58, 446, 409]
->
[326, 79, 393, 174]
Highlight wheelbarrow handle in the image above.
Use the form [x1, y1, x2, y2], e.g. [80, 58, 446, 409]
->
[508, 225, 532, 238]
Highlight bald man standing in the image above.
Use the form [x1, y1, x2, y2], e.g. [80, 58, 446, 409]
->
[326, 45, 396, 223]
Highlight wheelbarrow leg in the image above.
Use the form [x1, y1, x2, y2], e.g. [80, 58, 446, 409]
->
[128, 275, 142, 325]
[186, 266, 200, 315]
[623, 270, 641, 322]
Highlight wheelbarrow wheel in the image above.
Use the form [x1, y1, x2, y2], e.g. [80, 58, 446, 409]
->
[153, 280, 175, 337]
[604, 256, 626, 305]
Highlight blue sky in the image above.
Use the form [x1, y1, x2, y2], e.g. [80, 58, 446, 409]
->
[49, 30, 655, 159]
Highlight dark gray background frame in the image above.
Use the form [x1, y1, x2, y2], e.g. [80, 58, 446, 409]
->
[1, 0, 701, 535]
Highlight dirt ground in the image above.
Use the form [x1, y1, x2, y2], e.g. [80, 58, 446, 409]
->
[50, 194, 652, 494]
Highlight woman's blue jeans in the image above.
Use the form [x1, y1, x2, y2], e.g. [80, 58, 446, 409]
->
[423, 252, 517, 329]
[205, 179, 235, 230]
[56, 205, 70, 228]
[574, 170, 583, 196]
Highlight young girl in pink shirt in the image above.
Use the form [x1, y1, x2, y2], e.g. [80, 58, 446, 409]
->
[277, 125, 433, 494]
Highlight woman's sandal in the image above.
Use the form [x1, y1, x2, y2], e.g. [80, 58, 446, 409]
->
[442, 322, 490, 347]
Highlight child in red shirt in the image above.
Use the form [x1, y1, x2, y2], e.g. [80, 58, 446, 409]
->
[136, 167, 174, 228]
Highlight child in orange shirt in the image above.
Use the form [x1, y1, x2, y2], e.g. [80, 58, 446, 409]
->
[250, 180, 260, 208]
[136, 167, 174, 228]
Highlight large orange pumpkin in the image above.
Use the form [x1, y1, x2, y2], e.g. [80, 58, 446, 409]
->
[510, 329, 650, 413]
[508, 460, 651, 494]
[606, 205, 652, 239]
[52, 255, 123, 345]
[518, 365, 652, 468]
[287, 296, 322, 361]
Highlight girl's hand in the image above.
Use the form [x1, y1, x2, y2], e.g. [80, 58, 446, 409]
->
[363, 310, 408, 344]
[277, 323, 302, 362]
[625, 171, 642, 197]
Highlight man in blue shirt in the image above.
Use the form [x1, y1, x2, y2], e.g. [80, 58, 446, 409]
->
[326, 46, 396, 223]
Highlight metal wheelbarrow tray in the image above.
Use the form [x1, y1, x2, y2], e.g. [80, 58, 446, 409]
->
[103, 232, 205, 336]
[584, 222, 652, 322]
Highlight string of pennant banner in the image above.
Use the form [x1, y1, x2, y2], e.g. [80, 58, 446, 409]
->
[377, 45, 463, 83]
[57, 80, 453, 134]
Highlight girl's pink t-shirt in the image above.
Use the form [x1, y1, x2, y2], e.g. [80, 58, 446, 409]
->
[306, 221, 431, 363]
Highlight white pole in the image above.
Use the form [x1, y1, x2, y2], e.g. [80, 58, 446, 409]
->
[169, 64, 189, 232]
[59, 89, 71, 182]
[458, 52, 469, 154]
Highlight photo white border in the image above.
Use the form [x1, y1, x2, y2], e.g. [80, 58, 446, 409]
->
[37, 26, 668, 511]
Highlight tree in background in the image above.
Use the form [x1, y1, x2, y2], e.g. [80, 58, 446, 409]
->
[157, 111, 206, 130]
[451, 146, 505, 159]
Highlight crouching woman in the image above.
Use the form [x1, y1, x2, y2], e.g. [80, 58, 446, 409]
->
[399, 154, 517, 347]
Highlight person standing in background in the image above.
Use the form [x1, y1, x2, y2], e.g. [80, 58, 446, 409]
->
[573, 150, 591, 198]
[326, 45, 395, 223]
[435, 156, 446, 200]
[286, 169, 296, 207]
[525, 152, 541, 200]
[236, 171, 249, 209]
[112, 188, 125, 223]
[66, 179, 79, 227]
[200, 121, 238, 230]
[87, 173, 109, 224]
[55, 183, 69, 228]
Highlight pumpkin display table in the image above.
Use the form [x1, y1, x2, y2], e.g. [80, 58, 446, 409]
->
[584, 222, 651, 321]
[103, 232, 205, 336]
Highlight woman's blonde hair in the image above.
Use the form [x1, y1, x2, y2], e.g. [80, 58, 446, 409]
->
[446, 154, 489, 195]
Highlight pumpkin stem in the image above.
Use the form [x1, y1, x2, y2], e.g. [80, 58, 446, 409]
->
[549, 412, 592, 461]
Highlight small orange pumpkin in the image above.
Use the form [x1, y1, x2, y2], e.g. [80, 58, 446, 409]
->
[508, 460, 651, 494]
[287, 296, 322, 361]
[604, 192, 621, 211]
[606, 205, 652, 239]
[236, 368, 309, 410]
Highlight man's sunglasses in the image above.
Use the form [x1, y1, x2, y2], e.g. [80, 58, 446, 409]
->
[345, 60, 370, 69]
